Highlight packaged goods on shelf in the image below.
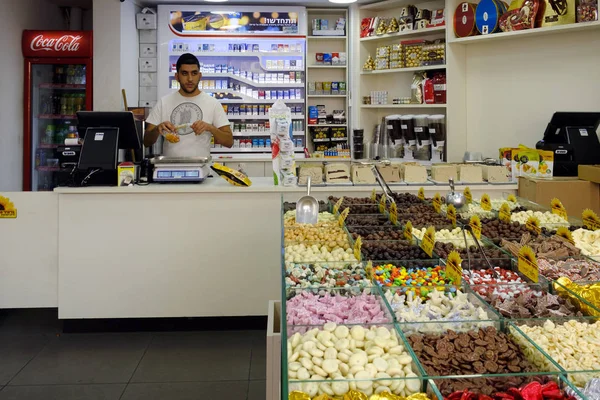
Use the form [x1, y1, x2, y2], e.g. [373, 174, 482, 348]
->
[377, 164, 402, 183]
[458, 164, 484, 182]
[363, 55, 376, 71]
[577, 0, 598, 21]
[351, 164, 377, 184]
[482, 164, 511, 182]
[454, 2, 479, 37]
[402, 163, 428, 183]
[370, 91, 388, 105]
[403, 40, 426, 68]
[325, 163, 351, 183]
[476, 0, 508, 34]
[431, 164, 458, 182]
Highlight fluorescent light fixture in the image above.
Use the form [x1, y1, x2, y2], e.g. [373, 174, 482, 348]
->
[205, 0, 229, 2]
[329, 0, 357, 3]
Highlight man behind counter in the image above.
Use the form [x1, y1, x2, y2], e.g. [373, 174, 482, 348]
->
[144, 53, 233, 158]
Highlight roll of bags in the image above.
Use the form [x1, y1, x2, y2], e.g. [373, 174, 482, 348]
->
[454, 2, 478, 37]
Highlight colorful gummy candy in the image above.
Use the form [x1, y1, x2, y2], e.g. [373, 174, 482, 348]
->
[372, 265, 453, 298]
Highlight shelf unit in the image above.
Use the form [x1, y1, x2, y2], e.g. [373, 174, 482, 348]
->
[211, 147, 303, 153]
[306, 8, 350, 156]
[356, 0, 448, 161]
[227, 115, 305, 120]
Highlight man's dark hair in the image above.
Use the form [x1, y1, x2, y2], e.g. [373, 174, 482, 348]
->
[176, 53, 200, 72]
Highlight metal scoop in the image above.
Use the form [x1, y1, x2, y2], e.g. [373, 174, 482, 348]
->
[296, 176, 319, 224]
[446, 177, 466, 209]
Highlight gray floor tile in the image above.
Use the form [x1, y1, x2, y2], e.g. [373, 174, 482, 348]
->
[132, 331, 252, 382]
[250, 337, 266, 381]
[121, 381, 248, 400]
[248, 380, 266, 400]
[0, 384, 125, 400]
[10, 333, 151, 385]
[0, 335, 49, 386]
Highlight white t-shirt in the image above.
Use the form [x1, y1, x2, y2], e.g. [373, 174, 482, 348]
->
[146, 91, 230, 158]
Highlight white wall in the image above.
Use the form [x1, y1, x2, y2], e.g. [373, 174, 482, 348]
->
[93, 0, 140, 111]
[0, 0, 64, 192]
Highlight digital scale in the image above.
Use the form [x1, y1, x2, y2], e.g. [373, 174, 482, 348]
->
[150, 156, 211, 183]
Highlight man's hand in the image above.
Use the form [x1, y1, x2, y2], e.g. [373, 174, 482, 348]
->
[157, 121, 176, 135]
[191, 120, 211, 136]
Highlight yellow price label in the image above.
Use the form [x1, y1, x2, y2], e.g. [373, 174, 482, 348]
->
[379, 194, 386, 213]
[446, 250, 463, 285]
[551, 198, 568, 221]
[420, 226, 436, 257]
[404, 221, 413, 243]
[389, 202, 398, 225]
[469, 215, 482, 240]
[480, 194, 492, 211]
[555, 226, 574, 244]
[499, 203, 511, 223]
[518, 245, 539, 283]
[432, 193, 442, 213]
[338, 207, 350, 227]
[464, 187, 473, 204]
[526, 216, 541, 235]
[0, 195, 17, 219]
[418, 187, 425, 201]
[333, 196, 344, 215]
[354, 236, 362, 261]
[365, 260, 374, 279]
[371, 189, 377, 201]
[447, 204, 457, 228]
[507, 194, 517, 202]
[583, 209, 600, 230]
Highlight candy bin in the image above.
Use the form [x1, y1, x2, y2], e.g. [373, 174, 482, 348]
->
[440, 202, 497, 221]
[347, 225, 405, 241]
[346, 213, 395, 227]
[508, 317, 600, 390]
[362, 240, 440, 263]
[434, 238, 514, 271]
[500, 233, 581, 260]
[285, 322, 432, 398]
[397, 213, 454, 231]
[399, 319, 563, 396]
[537, 256, 600, 284]
[371, 259, 454, 294]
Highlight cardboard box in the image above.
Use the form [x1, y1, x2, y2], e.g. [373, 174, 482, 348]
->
[519, 176, 600, 215]
[578, 165, 600, 185]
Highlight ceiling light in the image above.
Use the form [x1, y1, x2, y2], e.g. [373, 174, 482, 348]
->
[328, 0, 357, 3]
[205, 0, 229, 2]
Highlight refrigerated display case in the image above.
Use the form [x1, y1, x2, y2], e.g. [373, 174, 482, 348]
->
[22, 30, 93, 191]
[157, 6, 307, 155]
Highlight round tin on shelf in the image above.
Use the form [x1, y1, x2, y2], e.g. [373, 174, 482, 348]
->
[476, 0, 504, 34]
[454, 2, 478, 38]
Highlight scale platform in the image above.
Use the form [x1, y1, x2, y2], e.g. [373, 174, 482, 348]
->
[150, 156, 211, 183]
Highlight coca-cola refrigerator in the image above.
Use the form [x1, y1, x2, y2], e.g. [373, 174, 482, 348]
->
[22, 30, 93, 191]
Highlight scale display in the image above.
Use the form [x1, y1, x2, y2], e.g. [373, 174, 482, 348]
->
[157, 170, 201, 179]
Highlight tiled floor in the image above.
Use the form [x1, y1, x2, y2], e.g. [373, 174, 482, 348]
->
[0, 309, 267, 400]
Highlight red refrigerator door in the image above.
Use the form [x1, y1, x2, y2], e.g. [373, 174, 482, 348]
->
[23, 58, 92, 191]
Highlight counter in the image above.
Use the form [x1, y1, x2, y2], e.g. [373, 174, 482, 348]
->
[1, 178, 517, 318]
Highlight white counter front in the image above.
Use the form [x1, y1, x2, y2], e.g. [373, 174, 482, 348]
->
[2, 179, 517, 318]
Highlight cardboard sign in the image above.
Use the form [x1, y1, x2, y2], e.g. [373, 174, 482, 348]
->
[464, 187, 473, 204]
[354, 236, 362, 261]
[432, 193, 442, 213]
[0, 195, 17, 219]
[480, 194, 492, 211]
[446, 250, 463, 285]
[526, 216, 541, 235]
[389, 202, 398, 225]
[447, 204, 457, 228]
[518, 245, 539, 283]
[404, 221, 413, 243]
[338, 207, 350, 227]
[333, 196, 344, 215]
[583, 209, 600, 230]
[469, 215, 482, 240]
[418, 187, 425, 201]
[555, 226, 574, 244]
[379, 194, 386, 213]
[499, 203, 511, 223]
[371, 189, 377, 201]
[551, 198, 568, 220]
[420, 226, 436, 257]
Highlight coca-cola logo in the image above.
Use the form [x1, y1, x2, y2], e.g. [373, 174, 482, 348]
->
[30, 34, 82, 52]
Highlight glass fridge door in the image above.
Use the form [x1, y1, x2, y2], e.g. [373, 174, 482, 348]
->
[30, 62, 87, 191]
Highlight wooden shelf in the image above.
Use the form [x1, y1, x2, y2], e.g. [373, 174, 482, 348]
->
[307, 65, 347, 69]
[361, 104, 447, 109]
[307, 95, 347, 98]
[169, 51, 303, 57]
[360, 26, 446, 42]
[361, 65, 446, 75]
[449, 21, 600, 44]
[227, 115, 305, 120]
[307, 36, 346, 39]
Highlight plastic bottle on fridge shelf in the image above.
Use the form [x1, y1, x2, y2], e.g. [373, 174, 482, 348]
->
[80, 66, 86, 84]
[60, 95, 67, 115]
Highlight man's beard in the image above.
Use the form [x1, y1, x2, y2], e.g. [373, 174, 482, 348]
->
[180, 82, 198, 94]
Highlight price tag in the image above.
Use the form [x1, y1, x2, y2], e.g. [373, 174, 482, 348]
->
[365, 260, 374, 279]
[418, 187, 425, 201]
[420, 226, 436, 257]
[379, 194, 387, 213]
[338, 207, 350, 227]
[518, 245, 539, 283]
[464, 187, 473, 204]
[404, 221, 413, 243]
[583, 209, 600, 230]
[371, 189, 377, 201]
[389, 202, 398, 225]
[446, 250, 463, 285]
[469, 215, 482, 240]
[507, 194, 517, 203]
[354, 236, 362, 261]
[447, 204, 457, 228]
[432, 193, 442, 213]
[480, 194, 492, 211]
[526, 216, 541, 235]
[551, 198, 568, 221]
[499, 203, 511, 223]
[333, 196, 344, 215]
[555, 226, 575, 244]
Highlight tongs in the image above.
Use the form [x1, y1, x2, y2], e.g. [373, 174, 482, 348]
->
[359, 161, 396, 205]
[461, 224, 499, 279]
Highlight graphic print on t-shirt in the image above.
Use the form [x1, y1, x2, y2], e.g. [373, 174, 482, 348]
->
[170, 102, 203, 135]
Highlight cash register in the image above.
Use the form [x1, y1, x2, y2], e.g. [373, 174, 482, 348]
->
[536, 112, 600, 176]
